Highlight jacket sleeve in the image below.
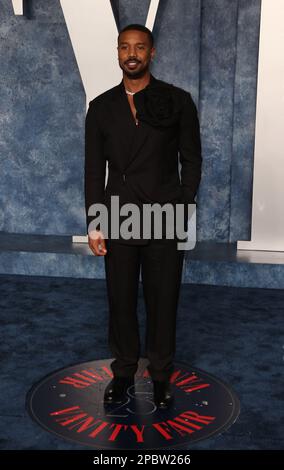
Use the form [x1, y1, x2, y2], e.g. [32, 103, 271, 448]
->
[178, 92, 202, 206]
[84, 100, 106, 234]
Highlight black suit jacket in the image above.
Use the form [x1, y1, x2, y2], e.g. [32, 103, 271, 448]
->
[84, 73, 202, 245]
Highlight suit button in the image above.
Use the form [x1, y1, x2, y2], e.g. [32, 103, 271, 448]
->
[122, 173, 126, 183]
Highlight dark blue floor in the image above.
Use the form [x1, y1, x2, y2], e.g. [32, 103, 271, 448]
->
[0, 273, 283, 450]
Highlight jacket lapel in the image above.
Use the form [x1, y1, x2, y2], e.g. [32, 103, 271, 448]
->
[111, 73, 158, 170]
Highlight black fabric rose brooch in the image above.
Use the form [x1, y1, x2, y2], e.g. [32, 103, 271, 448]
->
[133, 84, 182, 128]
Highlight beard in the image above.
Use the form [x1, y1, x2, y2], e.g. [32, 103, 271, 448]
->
[119, 61, 150, 79]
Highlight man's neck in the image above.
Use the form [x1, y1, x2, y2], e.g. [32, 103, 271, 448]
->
[123, 72, 151, 93]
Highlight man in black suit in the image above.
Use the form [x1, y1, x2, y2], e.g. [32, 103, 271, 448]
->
[85, 24, 202, 408]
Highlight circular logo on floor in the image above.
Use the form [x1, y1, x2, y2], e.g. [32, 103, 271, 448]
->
[26, 358, 240, 450]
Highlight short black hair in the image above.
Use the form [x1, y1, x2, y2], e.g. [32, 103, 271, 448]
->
[118, 23, 154, 47]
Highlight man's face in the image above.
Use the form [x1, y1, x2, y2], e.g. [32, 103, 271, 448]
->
[117, 30, 155, 79]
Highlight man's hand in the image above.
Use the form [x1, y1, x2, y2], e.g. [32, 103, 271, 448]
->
[88, 230, 107, 256]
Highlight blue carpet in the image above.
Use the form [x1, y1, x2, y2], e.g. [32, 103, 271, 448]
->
[0, 273, 283, 450]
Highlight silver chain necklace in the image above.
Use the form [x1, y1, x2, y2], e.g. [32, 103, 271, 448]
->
[125, 88, 136, 95]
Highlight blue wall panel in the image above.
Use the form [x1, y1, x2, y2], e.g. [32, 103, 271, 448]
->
[198, 0, 239, 241]
[0, 0, 85, 235]
[0, 0, 261, 242]
[230, 0, 261, 241]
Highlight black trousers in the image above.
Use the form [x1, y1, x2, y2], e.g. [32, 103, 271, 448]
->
[104, 238, 185, 381]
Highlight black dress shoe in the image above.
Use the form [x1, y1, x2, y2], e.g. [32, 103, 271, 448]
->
[104, 376, 134, 404]
[153, 379, 173, 409]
